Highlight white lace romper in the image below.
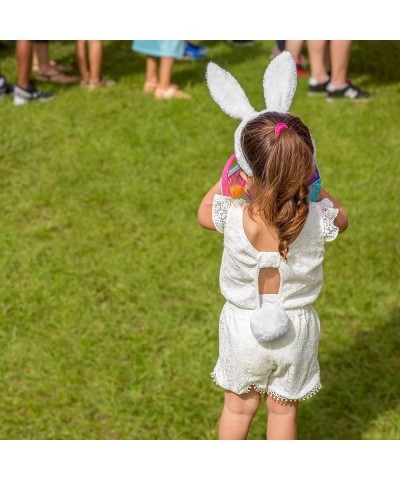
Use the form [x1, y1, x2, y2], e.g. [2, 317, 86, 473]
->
[210, 194, 339, 402]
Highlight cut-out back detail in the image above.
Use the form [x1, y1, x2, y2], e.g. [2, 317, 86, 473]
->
[241, 206, 282, 294]
[259, 268, 280, 294]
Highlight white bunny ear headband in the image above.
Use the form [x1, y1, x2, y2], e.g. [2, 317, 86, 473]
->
[206, 51, 303, 177]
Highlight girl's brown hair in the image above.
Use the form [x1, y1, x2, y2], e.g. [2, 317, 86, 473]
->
[241, 112, 314, 259]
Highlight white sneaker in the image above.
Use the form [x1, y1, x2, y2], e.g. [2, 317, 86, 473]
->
[13, 81, 55, 106]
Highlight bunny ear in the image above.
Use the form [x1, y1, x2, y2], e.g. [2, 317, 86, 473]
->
[206, 62, 256, 120]
[263, 51, 297, 112]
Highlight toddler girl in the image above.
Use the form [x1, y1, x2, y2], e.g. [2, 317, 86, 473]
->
[76, 41, 115, 90]
[198, 53, 348, 440]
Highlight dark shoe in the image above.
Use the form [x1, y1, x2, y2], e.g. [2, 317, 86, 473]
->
[326, 83, 371, 102]
[308, 77, 330, 96]
[0, 76, 14, 98]
[13, 81, 55, 105]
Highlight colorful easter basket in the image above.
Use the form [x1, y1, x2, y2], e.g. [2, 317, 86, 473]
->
[221, 154, 249, 201]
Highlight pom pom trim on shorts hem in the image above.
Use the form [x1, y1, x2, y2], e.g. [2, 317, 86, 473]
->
[210, 371, 322, 403]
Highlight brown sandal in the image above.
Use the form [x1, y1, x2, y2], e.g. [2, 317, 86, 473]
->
[154, 85, 191, 100]
[50, 61, 73, 74]
[143, 81, 158, 93]
[36, 70, 79, 84]
[88, 78, 116, 90]
[144, 82, 180, 93]
[33, 60, 73, 74]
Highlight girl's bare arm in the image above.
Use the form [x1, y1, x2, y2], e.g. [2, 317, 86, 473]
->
[197, 181, 222, 230]
[319, 188, 348, 233]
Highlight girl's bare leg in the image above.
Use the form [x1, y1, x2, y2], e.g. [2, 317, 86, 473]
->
[158, 57, 174, 89]
[88, 40, 102, 83]
[329, 40, 352, 89]
[307, 40, 329, 83]
[76, 40, 89, 84]
[218, 389, 260, 440]
[16, 40, 33, 89]
[265, 394, 298, 440]
[146, 56, 159, 85]
[285, 40, 304, 63]
[33, 42, 50, 72]
[324, 40, 331, 74]
[32, 50, 39, 71]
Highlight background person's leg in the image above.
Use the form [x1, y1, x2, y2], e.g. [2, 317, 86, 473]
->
[158, 57, 174, 90]
[34, 41, 78, 84]
[76, 40, 89, 85]
[16, 40, 33, 89]
[143, 56, 159, 92]
[14, 40, 54, 105]
[307, 40, 329, 83]
[329, 40, 352, 89]
[88, 40, 102, 84]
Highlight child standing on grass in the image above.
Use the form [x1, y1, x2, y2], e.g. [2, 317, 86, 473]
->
[75, 41, 115, 90]
[132, 40, 190, 99]
[198, 52, 348, 440]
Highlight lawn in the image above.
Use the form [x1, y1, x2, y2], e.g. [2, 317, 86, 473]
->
[0, 40, 399, 439]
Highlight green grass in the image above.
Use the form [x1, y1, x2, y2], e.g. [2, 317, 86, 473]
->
[0, 40, 399, 439]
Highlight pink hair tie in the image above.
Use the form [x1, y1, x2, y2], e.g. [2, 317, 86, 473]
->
[274, 123, 288, 137]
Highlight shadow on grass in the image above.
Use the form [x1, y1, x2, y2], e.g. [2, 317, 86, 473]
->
[350, 40, 400, 87]
[0, 41, 16, 63]
[299, 308, 400, 439]
[101, 40, 140, 82]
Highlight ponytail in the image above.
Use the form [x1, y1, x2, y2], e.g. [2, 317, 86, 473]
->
[241, 112, 314, 259]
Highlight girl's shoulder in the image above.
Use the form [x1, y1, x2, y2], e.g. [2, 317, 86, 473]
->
[212, 194, 248, 233]
[310, 198, 340, 242]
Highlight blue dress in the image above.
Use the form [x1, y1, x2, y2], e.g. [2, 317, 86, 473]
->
[132, 40, 185, 59]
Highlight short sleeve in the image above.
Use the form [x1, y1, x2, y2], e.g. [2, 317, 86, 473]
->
[212, 194, 234, 233]
[317, 198, 339, 242]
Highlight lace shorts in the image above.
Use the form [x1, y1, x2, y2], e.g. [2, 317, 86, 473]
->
[211, 297, 322, 402]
